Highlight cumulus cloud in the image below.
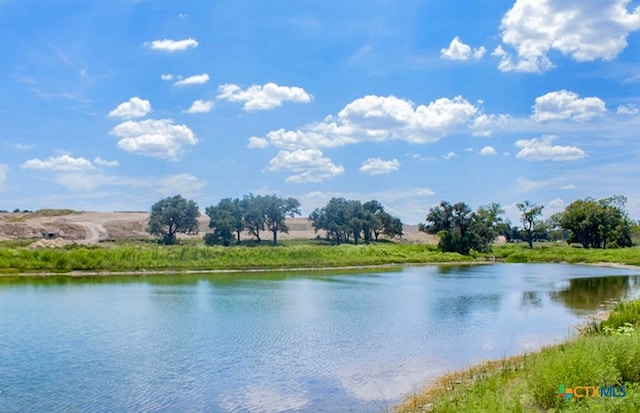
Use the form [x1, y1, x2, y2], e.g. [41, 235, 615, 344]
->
[442, 151, 457, 160]
[145, 38, 198, 52]
[108, 97, 151, 119]
[532, 90, 606, 121]
[480, 146, 497, 155]
[217, 83, 313, 110]
[617, 104, 639, 115]
[22, 154, 94, 171]
[265, 149, 344, 183]
[496, 0, 640, 72]
[247, 137, 269, 149]
[359, 158, 400, 175]
[93, 157, 119, 167]
[515, 135, 586, 161]
[471, 113, 512, 137]
[440, 37, 487, 60]
[109, 119, 199, 160]
[183, 99, 214, 114]
[174, 74, 209, 87]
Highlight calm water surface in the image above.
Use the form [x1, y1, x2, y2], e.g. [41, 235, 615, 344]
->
[1, 263, 640, 412]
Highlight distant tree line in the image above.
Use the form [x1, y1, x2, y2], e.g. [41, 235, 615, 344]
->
[146, 194, 638, 250]
[421, 195, 638, 254]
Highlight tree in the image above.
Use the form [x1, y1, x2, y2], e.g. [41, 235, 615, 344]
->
[262, 195, 301, 245]
[242, 194, 265, 242]
[310, 198, 403, 244]
[205, 198, 244, 246]
[148, 195, 200, 245]
[517, 201, 544, 249]
[422, 201, 503, 254]
[556, 195, 633, 249]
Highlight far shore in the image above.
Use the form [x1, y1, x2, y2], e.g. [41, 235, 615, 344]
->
[2, 259, 639, 279]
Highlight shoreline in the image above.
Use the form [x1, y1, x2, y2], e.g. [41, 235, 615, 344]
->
[0, 260, 488, 278]
[2, 259, 639, 278]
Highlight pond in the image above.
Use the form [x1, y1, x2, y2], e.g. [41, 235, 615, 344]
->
[1, 263, 639, 412]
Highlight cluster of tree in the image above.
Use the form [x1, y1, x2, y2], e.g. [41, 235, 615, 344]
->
[420, 201, 505, 254]
[550, 195, 633, 249]
[309, 198, 403, 244]
[205, 194, 301, 246]
[148, 195, 200, 245]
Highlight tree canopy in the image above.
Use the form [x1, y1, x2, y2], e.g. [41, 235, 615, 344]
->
[309, 197, 403, 244]
[148, 195, 200, 245]
[517, 200, 544, 248]
[421, 201, 504, 254]
[552, 195, 632, 249]
[204, 194, 301, 246]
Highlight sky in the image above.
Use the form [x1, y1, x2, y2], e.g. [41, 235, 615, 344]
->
[1, 0, 640, 224]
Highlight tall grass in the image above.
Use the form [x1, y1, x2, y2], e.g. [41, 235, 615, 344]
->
[0, 242, 471, 274]
[397, 299, 640, 412]
[491, 243, 640, 266]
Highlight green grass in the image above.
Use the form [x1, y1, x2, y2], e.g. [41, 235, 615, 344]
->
[0, 242, 472, 274]
[490, 243, 640, 266]
[397, 299, 640, 413]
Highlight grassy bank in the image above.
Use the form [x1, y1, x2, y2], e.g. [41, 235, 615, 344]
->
[397, 300, 640, 412]
[0, 241, 471, 274]
[1, 240, 639, 275]
[491, 243, 640, 266]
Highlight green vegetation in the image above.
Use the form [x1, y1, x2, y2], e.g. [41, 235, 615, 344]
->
[0, 242, 470, 274]
[398, 299, 640, 412]
[309, 197, 403, 244]
[552, 195, 633, 249]
[205, 194, 301, 246]
[420, 201, 504, 254]
[491, 243, 640, 266]
[148, 195, 200, 245]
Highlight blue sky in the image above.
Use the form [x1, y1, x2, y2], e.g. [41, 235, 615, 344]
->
[1, 0, 640, 224]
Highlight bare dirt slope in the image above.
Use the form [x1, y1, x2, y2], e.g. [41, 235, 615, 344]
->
[0, 211, 437, 245]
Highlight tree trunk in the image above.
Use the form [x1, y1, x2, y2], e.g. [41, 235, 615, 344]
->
[272, 230, 277, 245]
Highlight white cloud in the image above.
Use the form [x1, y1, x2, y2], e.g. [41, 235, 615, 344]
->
[515, 177, 553, 193]
[617, 103, 639, 115]
[93, 157, 119, 167]
[108, 97, 151, 119]
[440, 37, 487, 61]
[183, 99, 214, 114]
[22, 154, 94, 171]
[161, 74, 174, 81]
[109, 119, 199, 160]
[255, 95, 482, 153]
[497, 0, 640, 73]
[146, 38, 198, 52]
[561, 184, 576, 190]
[156, 174, 206, 197]
[174, 74, 209, 87]
[480, 146, 497, 155]
[443, 151, 457, 160]
[265, 149, 344, 183]
[247, 137, 269, 149]
[12, 143, 35, 151]
[0, 164, 8, 191]
[532, 90, 606, 122]
[359, 158, 400, 175]
[515, 135, 586, 161]
[217, 82, 313, 110]
[471, 113, 511, 136]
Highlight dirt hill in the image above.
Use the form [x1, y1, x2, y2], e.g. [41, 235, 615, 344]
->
[0, 211, 437, 245]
